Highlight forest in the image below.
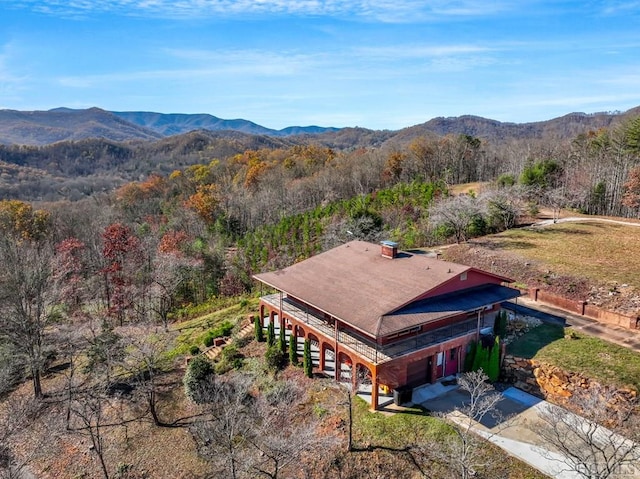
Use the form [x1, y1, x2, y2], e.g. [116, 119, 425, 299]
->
[1, 113, 640, 478]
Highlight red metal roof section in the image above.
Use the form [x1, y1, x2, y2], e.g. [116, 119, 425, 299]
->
[253, 240, 514, 338]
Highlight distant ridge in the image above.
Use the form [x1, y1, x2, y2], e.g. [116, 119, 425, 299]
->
[0, 105, 637, 146]
[390, 111, 629, 144]
[112, 111, 340, 137]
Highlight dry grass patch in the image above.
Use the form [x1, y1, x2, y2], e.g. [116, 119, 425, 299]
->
[485, 222, 640, 286]
[449, 181, 488, 195]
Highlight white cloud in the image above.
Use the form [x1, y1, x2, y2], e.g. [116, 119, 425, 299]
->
[9, 0, 524, 22]
[601, 1, 640, 15]
[355, 44, 493, 59]
[55, 47, 334, 88]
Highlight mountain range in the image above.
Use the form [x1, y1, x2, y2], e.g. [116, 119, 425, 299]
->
[1, 106, 638, 146]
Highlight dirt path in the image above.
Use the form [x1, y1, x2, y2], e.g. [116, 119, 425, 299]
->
[533, 216, 640, 228]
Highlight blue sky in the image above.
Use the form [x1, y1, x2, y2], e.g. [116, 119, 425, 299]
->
[0, 1, 639, 130]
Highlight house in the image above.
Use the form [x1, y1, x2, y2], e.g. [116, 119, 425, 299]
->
[253, 240, 519, 409]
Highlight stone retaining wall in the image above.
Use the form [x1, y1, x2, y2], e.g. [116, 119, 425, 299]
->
[502, 354, 637, 403]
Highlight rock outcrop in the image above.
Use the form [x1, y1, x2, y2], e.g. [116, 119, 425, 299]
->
[502, 354, 637, 403]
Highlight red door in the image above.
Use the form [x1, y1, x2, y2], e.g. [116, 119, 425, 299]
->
[445, 347, 458, 376]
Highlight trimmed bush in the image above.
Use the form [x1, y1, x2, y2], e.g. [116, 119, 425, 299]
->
[215, 344, 244, 374]
[303, 339, 313, 378]
[467, 335, 501, 382]
[464, 341, 477, 372]
[493, 310, 507, 339]
[265, 346, 286, 372]
[183, 355, 215, 403]
[267, 319, 275, 347]
[288, 332, 298, 366]
[255, 315, 264, 342]
[203, 332, 215, 348]
[487, 336, 501, 382]
[189, 345, 201, 356]
[203, 320, 234, 347]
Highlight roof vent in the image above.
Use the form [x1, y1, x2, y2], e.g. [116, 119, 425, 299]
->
[380, 240, 398, 259]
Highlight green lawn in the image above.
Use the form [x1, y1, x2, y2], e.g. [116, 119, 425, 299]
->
[168, 296, 259, 357]
[353, 397, 448, 447]
[508, 325, 640, 391]
[507, 323, 565, 358]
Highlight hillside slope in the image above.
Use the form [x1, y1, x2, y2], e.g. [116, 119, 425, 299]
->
[0, 108, 162, 145]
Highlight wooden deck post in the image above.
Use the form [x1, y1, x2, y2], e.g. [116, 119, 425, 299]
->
[370, 370, 379, 411]
[319, 342, 326, 371]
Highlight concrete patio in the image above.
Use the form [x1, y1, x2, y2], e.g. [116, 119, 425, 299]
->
[417, 385, 637, 479]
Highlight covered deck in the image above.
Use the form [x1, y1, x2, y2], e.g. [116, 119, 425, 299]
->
[260, 293, 485, 365]
[258, 284, 519, 410]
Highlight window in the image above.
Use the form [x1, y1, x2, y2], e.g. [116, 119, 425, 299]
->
[460, 271, 467, 281]
[450, 347, 457, 360]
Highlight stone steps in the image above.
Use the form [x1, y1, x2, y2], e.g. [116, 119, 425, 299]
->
[201, 320, 255, 361]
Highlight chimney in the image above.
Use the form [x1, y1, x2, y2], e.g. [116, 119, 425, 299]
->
[380, 240, 398, 259]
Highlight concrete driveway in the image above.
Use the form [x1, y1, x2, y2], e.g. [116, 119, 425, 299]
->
[418, 386, 635, 479]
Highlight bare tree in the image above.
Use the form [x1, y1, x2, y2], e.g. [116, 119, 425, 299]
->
[67, 386, 113, 479]
[0, 341, 23, 396]
[480, 185, 526, 231]
[190, 374, 336, 479]
[247, 381, 335, 479]
[428, 194, 484, 243]
[190, 373, 255, 479]
[534, 384, 640, 479]
[123, 333, 173, 427]
[543, 186, 571, 223]
[0, 237, 57, 399]
[416, 370, 504, 479]
[148, 249, 202, 331]
[0, 396, 43, 479]
[66, 382, 144, 479]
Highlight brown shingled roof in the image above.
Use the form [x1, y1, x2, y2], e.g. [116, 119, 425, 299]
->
[253, 240, 512, 338]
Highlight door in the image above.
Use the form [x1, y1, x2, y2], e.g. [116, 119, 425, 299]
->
[445, 347, 458, 376]
[435, 351, 445, 379]
[407, 357, 432, 386]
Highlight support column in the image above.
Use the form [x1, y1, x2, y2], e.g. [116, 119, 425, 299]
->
[334, 352, 340, 381]
[319, 342, 326, 371]
[351, 363, 358, 391]
[371, 370, 379, 411]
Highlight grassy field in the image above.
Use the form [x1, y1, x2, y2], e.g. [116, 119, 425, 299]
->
[507, 325, 640, 391]
[485, 221, 640, 286]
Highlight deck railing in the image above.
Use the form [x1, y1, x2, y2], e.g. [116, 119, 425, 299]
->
[261, 294, 480, 364]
